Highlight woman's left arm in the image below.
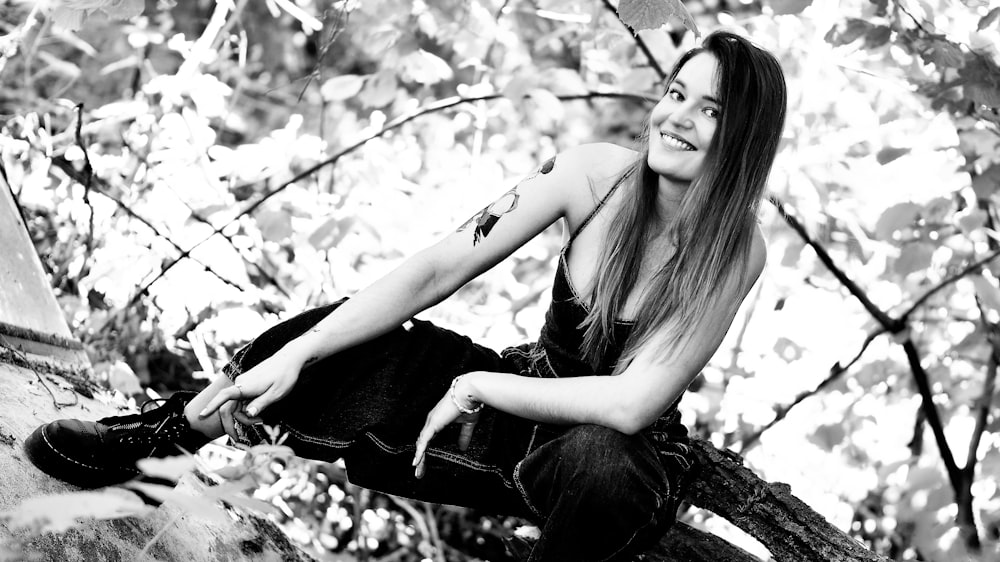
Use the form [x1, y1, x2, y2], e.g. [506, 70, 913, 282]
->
[413, 229, 767, 476]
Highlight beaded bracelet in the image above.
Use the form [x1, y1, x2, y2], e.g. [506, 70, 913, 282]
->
[449, 375, 484, 415]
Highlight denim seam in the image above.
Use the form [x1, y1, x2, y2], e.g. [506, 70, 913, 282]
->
[225, 340, 255, 381]
[283, 424, 353, 448]
[512, 459, 544, 520]
[364, 431, 515, 489]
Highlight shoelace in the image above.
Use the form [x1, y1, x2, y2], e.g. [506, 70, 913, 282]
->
[102, 396, 190, 451]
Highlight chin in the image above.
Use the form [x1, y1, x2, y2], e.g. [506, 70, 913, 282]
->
[647, 155, 696, 183]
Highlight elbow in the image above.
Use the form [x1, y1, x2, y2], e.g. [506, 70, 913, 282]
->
[605, 402, 655, 436]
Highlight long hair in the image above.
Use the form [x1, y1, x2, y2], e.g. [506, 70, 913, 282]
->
[580, 31, 787, 371]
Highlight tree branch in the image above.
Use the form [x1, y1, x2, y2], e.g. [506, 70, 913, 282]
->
[768, 195, 900, 331]
[899, 338, 964, 493]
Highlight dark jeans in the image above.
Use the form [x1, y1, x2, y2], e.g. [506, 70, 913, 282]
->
[223, 300, 694, 561]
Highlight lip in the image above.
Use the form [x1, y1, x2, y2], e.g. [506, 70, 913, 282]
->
[659, 131, 696, 151]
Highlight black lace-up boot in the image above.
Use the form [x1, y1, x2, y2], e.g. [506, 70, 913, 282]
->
[23, 391, 210, 489]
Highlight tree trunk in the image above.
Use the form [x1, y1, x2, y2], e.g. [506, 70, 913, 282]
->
[649, 437, 888, 561]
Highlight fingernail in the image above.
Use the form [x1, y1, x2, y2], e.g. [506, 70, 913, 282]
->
[246, 407, 257, 416]
[198, 409, 209, 418]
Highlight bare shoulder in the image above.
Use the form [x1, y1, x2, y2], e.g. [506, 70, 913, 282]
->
[556, 142, 637, 201]
[571, 142, 637, 180]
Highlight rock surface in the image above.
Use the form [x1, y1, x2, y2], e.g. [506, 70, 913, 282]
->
[0, 357, 316, 562]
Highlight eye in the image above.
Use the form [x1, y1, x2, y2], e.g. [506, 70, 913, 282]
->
[666, 87, 684, 101]
[703, 107, 720, 119]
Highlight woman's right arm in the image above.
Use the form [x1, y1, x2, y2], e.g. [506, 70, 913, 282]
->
[200, 143, 631, 418]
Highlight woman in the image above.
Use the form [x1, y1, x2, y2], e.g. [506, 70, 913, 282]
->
[25, 30, 786, 560]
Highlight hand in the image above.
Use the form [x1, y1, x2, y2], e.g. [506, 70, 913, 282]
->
[198, 347, 306, 424]
[412, 375, 482, 479]
[217, 397, 264, 442]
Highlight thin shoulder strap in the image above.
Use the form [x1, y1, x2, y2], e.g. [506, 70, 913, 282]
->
[568, 167, 634, 244]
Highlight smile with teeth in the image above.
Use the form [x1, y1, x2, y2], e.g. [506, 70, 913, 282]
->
[660, 132, 696, 151]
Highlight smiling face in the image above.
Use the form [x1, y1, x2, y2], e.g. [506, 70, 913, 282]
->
[647, 52, 721, 190]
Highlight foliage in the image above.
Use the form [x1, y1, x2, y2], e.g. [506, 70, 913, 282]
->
[1, 0, 1000, 560]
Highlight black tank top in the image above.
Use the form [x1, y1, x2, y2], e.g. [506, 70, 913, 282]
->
[510, 170, 634, 378]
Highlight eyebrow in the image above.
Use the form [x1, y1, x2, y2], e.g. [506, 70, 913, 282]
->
[673, 79, 721, 106]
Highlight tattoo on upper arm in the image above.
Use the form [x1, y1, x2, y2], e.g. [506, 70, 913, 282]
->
[456, 156, 556, 246]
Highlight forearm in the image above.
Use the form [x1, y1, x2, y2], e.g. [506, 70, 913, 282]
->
[281, 250, 448, 364]
[461, 371, 645, 434]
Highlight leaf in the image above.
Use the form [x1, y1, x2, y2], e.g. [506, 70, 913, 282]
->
[921, 40, 965, 69]
[320, 75, 365, 102]
[972, 164, 1000, 199]
[767, 0, 813, 16]
[1, 490, 150, 533]
[526, 88, 565, 122]
[876, 146, 910, 165]
[808, 423, 846, 451]
[894, 243, 934, 276]
[136, 455, 196, 482]
[616, 0, 699, 36]
[972, 273, 1000, 315]
[824, 19, 874, 47]
[544, 68, 589, 96]
[956, 208, 987, 235]
[360, 70, 398, 108]
[874, 202, 921, 240]
[979, 7, 1000, 31]
[501, 75, 538, 102]
[256, 209, 293, 243]
[399, 49, 454, 85]
[864, 26, 892, 48]
[966, 82, 1000, 108]
[308, 216, 356, 250]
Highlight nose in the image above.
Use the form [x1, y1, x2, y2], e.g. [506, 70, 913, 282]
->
[668, 103, 695, 130]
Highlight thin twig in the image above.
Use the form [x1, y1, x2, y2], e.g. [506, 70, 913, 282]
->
[898, 247, 1000, 321]
[48, 156, 250, 296]
[600, 0, 668, 80]
[0, 336, 76, 409]
[132, 90, 656, 303]
[739, 326, 886, 451]
[73, 103, 95, 255]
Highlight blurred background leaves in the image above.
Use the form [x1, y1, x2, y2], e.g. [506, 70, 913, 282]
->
[1, 0, 999, 559]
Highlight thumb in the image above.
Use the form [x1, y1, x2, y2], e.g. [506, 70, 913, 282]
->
[457, 420, 477, 451]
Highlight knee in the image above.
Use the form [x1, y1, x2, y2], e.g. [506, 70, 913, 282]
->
[557, 425, 633, 476]
[543, 425, 660, 503]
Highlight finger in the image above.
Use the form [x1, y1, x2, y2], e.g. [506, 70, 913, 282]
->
[244, 389, 279, 418]
[413, 424, 437, 478]
[233, 408, 263, 426]
[458, 421, 476, 451]
[199, 385, 242, 418]
[219, 401, 239, 443]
